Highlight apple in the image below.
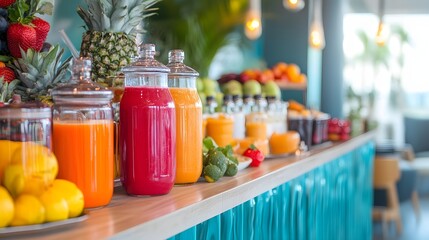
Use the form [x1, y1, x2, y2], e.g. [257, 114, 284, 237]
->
[259, 69, 274, 84]
[196, 78, 204, 92]
[243, 80, 262, 96]
[203, 78, 219, 96]
[222, 80, 243, 96]
[262, 80, 281, 99]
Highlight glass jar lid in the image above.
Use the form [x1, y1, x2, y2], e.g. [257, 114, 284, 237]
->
[52, 58, 113, 104]
[122, 44, 170, 74]
[0, 102, 51, 119]
[166, 49, 199, 77]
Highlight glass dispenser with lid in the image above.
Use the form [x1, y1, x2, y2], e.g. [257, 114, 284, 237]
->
[166, 49, 202, 184]
[52, 58, 114, 208]
[120, 44, 176, 195]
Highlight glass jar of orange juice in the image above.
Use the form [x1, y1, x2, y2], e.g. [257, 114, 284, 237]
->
[246, 95, 268, 140]
[166, 49, 202, 185]
[52, 58, 114, 209]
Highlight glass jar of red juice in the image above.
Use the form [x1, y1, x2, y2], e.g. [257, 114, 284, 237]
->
[120, 44, 176, 195]
[52, 58, 114, 208]
[167, 49, 202, 185]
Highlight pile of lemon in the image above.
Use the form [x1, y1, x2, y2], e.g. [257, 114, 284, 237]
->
[0, 140, 84, 228]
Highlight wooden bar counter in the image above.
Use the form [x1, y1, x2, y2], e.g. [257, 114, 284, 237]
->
[8, 131, 376, 240]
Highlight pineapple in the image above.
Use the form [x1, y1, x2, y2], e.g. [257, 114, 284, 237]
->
[77, 0, 160, 86]
[0, 79, 18, 103]
[10, 45, 72, 104]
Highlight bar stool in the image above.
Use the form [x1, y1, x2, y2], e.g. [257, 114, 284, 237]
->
[372, 157, 402, 237]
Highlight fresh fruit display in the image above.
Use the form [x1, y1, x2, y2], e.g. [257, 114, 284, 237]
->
[242, 144, 265, 167]
[219, 61, 307, 85]
[6, 0, 52, 58]
[0, 0, 71, 104]
[77, 0, 160, 85]
[0, 140, 85, 228]
[328, 118, 351, 141]
[10, 45, 71, 104]
[202, 137, 238, 182]
[269, 131, 300, 155]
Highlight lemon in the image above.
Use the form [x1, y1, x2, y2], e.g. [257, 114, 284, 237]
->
[4, 143, 58, 197]
[39, 187, 69, 222]
[2, 164, 25, 198]
[51, 179, 84, 218]
[10, 194, 45, 226]
[0, 186, 14, 227]
[0, 140, 21, 181]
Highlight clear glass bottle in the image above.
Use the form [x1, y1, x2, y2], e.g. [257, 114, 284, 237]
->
[120, 44, 176, 196]
[242, 94, 255, 115]
[167, 49, 202, 185]
[246, 94, 268, 140]
[52, 58, 114, 208]
[232, 95, 245, 139]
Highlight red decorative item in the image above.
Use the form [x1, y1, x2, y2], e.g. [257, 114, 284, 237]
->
[243, 144, 265, 167]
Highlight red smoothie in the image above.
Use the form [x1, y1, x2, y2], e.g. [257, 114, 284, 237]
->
[120, 86, 176, 195]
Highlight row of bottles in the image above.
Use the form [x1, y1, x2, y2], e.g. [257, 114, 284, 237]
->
[203, 93, 288, 148]
[50, 44, 202, 208]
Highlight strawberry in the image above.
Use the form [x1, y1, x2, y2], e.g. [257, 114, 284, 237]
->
[0, 66, 16, 83]
[243, 144, 265, 167]
[7, 23, 37, 58]
[0, 0, 16, 8]
[32, 17, 50, 51]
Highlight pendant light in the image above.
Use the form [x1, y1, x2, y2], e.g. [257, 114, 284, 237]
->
[309, 0, 325, 50]
[244, 0, 262, 40]
[283, 0, 305, 12]
[375, 0, 388, 46]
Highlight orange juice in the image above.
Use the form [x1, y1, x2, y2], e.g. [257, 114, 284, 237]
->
[206, 114, 234, 147]
[202, 118, 207, 138]
[246, 121, 267, 140]
[169, 88, 203, 184]
[53, 120, 114, 208]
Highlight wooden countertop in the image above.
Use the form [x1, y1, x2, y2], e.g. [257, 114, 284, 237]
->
[8, 131, 375, 240]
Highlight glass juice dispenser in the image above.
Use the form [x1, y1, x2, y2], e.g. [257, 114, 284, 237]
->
[120, 44, 176, 195]
[166, 49, 202, 185]
[52, 58, 114, 208]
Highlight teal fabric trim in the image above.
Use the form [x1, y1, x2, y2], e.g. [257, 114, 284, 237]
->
[172, 142, 375, 240]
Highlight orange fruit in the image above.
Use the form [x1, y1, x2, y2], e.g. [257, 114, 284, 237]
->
[286, 64, 301, 82]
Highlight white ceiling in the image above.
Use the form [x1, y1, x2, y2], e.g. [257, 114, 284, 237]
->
[348, 0, 429, 14]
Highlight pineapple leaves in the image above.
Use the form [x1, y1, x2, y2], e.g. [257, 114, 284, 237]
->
[10, 45, 71, 102]
[110, 0, 128, 33]
[78, 0, 160, 33]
